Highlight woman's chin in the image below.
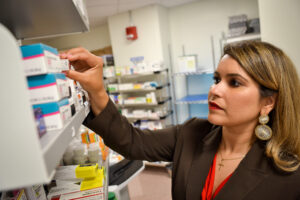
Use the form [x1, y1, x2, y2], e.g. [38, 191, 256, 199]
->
[207, 114, 224, 126]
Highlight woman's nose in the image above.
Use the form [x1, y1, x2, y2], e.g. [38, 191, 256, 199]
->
[209, 82, 224, 98]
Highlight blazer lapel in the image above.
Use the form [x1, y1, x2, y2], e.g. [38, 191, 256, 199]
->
[214, 141, 270, 200]
[186, 126, 222, 199]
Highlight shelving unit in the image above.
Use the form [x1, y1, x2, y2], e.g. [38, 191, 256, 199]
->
[0, 0, 93, 191]
[0, 24, 90, 190]
[171, 71, 213, 124]
[105, 68, 173, 128]
[104, 66, 173, 167]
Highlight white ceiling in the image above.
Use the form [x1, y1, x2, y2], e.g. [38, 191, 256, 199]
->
[86, 0, 199, 28]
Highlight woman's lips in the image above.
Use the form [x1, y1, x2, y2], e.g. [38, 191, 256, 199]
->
[209, 102, 222, 110]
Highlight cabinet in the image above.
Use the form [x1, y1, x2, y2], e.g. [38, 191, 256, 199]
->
[171, 71, 214, 124]
[0, 0, 93, 191]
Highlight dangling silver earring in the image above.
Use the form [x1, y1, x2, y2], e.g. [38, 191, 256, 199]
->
[255, 115, 272, 140]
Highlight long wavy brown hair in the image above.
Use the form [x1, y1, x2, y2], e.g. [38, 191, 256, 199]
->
[224, 41, 300, 172]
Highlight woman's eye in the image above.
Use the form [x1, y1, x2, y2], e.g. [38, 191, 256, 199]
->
[213, 76, 220, 84]
[229, 79, 241, 87]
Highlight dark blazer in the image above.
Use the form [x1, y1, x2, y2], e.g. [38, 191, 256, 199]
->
[84, 99, 300, 200]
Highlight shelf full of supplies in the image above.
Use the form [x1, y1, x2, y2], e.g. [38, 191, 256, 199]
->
[104, 68, 169, 80]
[0, 23, 90, 191]
[108, 83, 170, 94]
[126, 110, 173, 121]
[115, 97, 171, 108]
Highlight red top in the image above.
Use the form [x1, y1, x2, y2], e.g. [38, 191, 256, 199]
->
[201, 154, 232, 200]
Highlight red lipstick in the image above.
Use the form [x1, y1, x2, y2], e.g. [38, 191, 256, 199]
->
[209, 102, 222, 110]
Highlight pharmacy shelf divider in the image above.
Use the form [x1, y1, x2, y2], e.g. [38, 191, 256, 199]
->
[0, 23, 88, 191]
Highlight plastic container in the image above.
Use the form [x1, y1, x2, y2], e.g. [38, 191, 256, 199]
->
[108, 192, 117, 200]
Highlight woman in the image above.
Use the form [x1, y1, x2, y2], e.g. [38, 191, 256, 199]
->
[61, 41, 300, 199]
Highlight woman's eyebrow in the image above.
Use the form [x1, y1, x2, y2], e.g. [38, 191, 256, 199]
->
[226, 73, 249, 82]
[214, 71, 248, 82]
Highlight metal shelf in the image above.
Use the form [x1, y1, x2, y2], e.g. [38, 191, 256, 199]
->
[0, 0, 89, 40]
[104, 68, 168, 80]
[172, 69, 212, 76]
[176, 94, 208, 104]
[116, 97, 171, 108]
[126, 111, 173, 121]
[225, 33, 261, 44]
[109, 83, 170, 94]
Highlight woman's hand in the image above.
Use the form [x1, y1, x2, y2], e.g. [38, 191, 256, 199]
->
[60, 47, 109, 115]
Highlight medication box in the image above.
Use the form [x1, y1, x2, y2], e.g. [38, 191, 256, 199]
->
[47, 186, 104, 200]
[60, 59, 70, 71]
[20, 43, 61, 76]
[33, 99, 71, 131]
[27, 73, 70, 105]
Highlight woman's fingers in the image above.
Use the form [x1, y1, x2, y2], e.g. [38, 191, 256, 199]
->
[64, 69, 86, 83]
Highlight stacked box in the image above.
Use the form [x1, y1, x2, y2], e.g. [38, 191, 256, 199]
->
[27, 73, 70, 104]
[20, 43, 61, 76]
[33, 99, 71, 131]
[20, 43, 76, 132]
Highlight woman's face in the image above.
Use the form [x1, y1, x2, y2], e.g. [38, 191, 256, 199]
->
[207, 55, 263, 127]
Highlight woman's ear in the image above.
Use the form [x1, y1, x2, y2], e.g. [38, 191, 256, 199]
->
[261, 94, 277, 115]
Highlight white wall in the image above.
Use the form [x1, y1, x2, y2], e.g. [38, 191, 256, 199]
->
[108, 5, 165, 66]
[23, 24, 111, 51]
[157, 6, 171, 68]
[258, 0, 300, 74]
[169, 0, 259, 72]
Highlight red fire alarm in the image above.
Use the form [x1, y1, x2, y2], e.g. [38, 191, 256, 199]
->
[126, 26, 138, 40]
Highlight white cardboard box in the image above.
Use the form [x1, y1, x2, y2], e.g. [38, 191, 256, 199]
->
[47, 187, 104, 200]
[20, 43, 61, 76]
[27, 73, 70, 105]
[32, 99, 71, 131]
